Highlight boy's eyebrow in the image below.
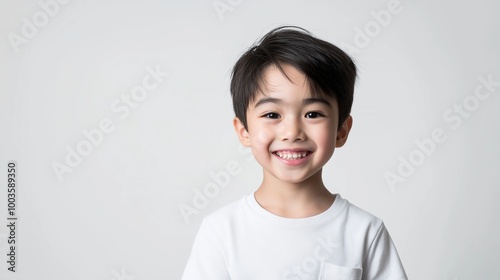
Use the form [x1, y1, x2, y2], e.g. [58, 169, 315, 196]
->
[253, 97, 332, 108]
[253, 97, 282, 108]
[303, 97, 332, 107]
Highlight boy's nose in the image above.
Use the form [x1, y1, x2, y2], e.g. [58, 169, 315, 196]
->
[280, 119, 305, 142]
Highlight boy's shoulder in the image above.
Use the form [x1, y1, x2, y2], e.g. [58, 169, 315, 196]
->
[201, 195, 247, 225]
[341, 197, 386, 241]
[341, 196, 383, 227]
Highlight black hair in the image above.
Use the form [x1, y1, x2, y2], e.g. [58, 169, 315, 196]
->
[230, 26, 357, 130]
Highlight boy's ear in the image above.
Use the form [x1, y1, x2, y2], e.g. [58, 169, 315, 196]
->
[335, 115, 353, 148]
[233, 117, 251, 147]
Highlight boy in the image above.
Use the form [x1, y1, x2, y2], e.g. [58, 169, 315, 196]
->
[182, 26, 407, 280]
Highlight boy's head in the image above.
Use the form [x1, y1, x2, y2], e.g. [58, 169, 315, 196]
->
[230, 26, 357, 131]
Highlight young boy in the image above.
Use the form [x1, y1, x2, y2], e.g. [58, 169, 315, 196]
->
[182, 26, 407, 280]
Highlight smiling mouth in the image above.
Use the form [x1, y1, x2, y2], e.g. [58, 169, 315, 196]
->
[273, 151, 311, 160]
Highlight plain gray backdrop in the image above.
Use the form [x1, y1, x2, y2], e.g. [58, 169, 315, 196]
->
[1, 0, 499, 279]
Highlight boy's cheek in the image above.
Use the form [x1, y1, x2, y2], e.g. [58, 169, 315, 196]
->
[314, 131, 338, 151]
[252, 129, 274, 146]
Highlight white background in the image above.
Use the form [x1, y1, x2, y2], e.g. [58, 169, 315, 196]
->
[1, 0, 499, 279]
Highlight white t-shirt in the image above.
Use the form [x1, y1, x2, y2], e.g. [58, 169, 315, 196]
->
[182, 193, 407, 280]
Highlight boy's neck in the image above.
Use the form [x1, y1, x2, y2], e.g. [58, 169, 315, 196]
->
[254, 170, 335, 218]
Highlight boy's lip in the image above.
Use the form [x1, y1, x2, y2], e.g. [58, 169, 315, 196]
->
[272, 148, 312, 153]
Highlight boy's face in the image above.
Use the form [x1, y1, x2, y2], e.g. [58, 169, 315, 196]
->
[233, 64, 352, 184]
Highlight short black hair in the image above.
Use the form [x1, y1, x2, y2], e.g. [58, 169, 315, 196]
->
[230, 26, 357, 130]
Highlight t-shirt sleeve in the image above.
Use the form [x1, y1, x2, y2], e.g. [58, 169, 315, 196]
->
[362, 222, 408, 280]
[181, 218, 230, 280]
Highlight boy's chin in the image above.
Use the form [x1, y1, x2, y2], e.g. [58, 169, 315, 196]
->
[267, 170, 323, 185]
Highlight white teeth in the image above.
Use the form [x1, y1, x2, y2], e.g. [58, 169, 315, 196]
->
[275, 151, 309, 160]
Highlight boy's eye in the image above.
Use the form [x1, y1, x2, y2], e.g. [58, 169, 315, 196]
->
[262, 112, 280, 119]
[305, 112, 324, 118]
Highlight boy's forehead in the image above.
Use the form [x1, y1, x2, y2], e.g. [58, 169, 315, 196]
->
[261, 64, 308, 89]
[252, 68, 334, 102]
[246, 63, 338, 112]
[250, 65, 309, 101]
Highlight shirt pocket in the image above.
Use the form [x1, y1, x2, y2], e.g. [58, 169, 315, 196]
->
[318, 262, 362, 280]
